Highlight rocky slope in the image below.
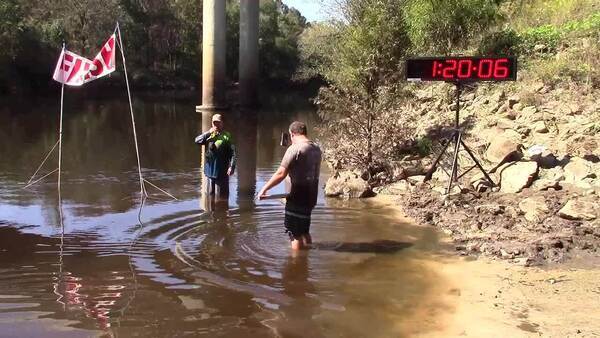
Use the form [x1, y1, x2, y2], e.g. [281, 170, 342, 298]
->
[325, 79, 599, 265]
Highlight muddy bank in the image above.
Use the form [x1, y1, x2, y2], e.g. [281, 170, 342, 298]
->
[395, 185, 600, 266]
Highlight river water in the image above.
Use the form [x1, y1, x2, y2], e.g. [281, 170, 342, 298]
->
[0, 91, 449, 337]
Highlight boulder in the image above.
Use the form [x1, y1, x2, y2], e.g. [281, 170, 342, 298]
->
[485, 133, 523, 164]
[532, 167, 565, 191]
[564, 157, 597, 184]
[324, 170, 374, 198]
[499, 161, 539, 193]
[558, 199, 598, 221]
[519, 196, 549, 222]
[377, 180, 411, 195]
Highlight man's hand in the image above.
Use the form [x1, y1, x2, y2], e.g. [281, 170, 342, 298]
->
[227, 167, 234, 176]
[257, 186, 269, 200]
[209, 126, 218, 134]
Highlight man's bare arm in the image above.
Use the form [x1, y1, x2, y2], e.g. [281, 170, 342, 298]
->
[257, 166, 289, 199]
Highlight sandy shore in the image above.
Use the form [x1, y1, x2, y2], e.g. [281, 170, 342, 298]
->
[420, 256, 600, 337]
[373, 195, 600, 337]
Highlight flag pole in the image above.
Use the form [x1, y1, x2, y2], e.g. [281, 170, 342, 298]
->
[115, 22, 146, 198]
[58, 43, 66, 196]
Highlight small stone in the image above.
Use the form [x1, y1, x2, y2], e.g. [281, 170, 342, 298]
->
[520, 106, 537, 119]
[558, 199, 598, 221]
[532, 121, 548, 133]
[407, 175, 426, 184]
[519, 196, 549, 222]
[513, 102, 524, 112]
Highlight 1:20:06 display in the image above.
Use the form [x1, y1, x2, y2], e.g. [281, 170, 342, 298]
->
[432, 58, 510, 80]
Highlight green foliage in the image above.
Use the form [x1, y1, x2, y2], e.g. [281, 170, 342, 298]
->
[404, 0, 503, 54]
[296, 23, 340, 80]
[258, 1, 307, 81]
[478, 28, 521, 55]
[1, 0, 308, 92]
[508, 0, 599, 30]
[415, 137, 432, 156]
[313, 0, 410, 94]
[520, 25, 562, 53]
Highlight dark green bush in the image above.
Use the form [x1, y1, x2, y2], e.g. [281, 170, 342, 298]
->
[478, 29, 522, 55]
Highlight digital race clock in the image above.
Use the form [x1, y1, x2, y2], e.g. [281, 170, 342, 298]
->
[405, 57, 517, 82]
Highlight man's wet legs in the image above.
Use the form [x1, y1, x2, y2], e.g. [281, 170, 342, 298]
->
[208, 177, 229, 200]
[290, 233, 312, 251]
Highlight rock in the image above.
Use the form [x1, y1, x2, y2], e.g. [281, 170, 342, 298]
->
[513, 102, 524, 112]
[558, 199, 598, 221]
[532, 121, 549, 133]
[520, 106, 537, 119]
[377, 180, 411, 195]
[560, 102, 582, 116]
[490, 90, 505, 104]
[534, 44, 547, 53]
[532, 167, 565, 191]
[324, 170, 374, 198]
[496, 118, 515, 129]
[508, 95, 520, 108]
[407, 175, 426, 185]
[486, 134, 523, 164]
[499, 161, 539, 193]
[519, 196, 549, 222]
[564, 157, 598, 184]
[504, 109, 518, 120]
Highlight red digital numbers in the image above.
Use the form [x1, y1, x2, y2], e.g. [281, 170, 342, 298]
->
[432, 58, 511, 80]
[478, 59, 493, 78]
[457, 60, 472, 78]
[493, 58, 509, 78]
[442, 59, 457, 78]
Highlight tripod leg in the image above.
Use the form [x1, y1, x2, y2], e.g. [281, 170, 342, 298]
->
[460, 139, 496, 186]
[424, 137, 452, 181]
[446, 131, 462, 194]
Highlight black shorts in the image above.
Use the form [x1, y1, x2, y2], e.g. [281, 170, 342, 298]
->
[284, 203, 313, 240]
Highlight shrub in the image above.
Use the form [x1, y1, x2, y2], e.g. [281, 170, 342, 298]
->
[478, 28, 521, 55]
[520, 25, 562, 54]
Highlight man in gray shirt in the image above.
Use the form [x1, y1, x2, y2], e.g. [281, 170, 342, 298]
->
[258, 121, 322, 250]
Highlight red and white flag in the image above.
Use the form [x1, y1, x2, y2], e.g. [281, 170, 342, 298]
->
[53, 34, 116, 86]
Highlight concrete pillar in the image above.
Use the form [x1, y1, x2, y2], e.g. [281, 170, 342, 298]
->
[239, 0, 260, 107]
[235, 112, 257, 196]
[198, 0, 227, 111]
[199, 111, 213, 210]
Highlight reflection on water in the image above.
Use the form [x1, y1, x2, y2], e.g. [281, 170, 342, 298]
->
[0, 91, 447, 337]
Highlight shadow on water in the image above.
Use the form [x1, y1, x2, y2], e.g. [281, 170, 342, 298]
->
[312, 240, 413, 253]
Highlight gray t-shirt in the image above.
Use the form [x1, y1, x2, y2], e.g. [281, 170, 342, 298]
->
[280, 141, 322, 208]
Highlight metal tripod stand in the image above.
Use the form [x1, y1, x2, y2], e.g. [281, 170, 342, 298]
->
[424, 81, 496, 194]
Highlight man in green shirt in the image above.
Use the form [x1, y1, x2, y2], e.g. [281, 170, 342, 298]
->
[194, 114, 236, 198]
